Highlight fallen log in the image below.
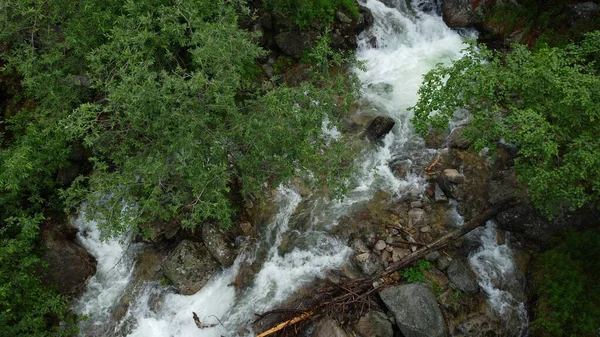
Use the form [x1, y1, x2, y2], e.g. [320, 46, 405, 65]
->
[256, 311, 314, 337]
[253, 197, 519, 336]
[382, 197, 518, 276]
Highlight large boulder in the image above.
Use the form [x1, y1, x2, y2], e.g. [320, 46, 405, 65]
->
[379, 283, 448, 337]
[162, 240, 219, 295]
[366, 116, 395, 142]
[275, 30, 320, 59]
[201, 222, 236, 267]
[313, 318, 350, 337]
[446, 259, 479, 294]
[442, 0, 484, 28]
[40, 226, 97, 297]
[355, 311, 393, 337]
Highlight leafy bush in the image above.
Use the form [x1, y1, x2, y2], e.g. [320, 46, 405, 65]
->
[411, 32, 600, 217]
[263, 0, 358, 27]
[0, 0, 358, 334]
[401, 260, 433, 283]
[0, 216, 75, 337]
[531, 230, 600, 336]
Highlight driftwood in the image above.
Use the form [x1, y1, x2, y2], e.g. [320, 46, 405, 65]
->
[192, 312, 217, 329]
[253, 197, 519, 337]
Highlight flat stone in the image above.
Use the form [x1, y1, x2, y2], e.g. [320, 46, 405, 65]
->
[442, 168, 465, 184]
[392, 247, 410, 262]
[374, 240, 387, 251]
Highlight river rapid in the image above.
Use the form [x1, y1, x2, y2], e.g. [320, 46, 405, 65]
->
[73, 1, 526, 336]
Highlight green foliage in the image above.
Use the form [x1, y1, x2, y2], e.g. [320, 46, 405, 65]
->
[0, 0, 358, 334]
[0, 215, 75, 337]
[401, 259, 433, 283]
[531, 230, 600, 336]
[411, 32, 600, 217]
[263, 0, 358, 27]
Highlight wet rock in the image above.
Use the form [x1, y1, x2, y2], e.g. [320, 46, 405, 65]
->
[368, 82, 394, 94]
[40, 226, 96, 297]
[354, 252, 383, 276]
[313, 318, 349, 337]
[202, 222, 236, 267]
[425, 128, 450, 148]
[434, 184, 448, 203]
[336, 11, 353, 24]
[351, 238, 371, 254]
[447, 260, 478, 294]
[568, 2, 600, 26]
[445, 126, 470, 149]
[408, 208, 426, 228]
[366, 116, 395, 142]
[454, 314, 502, 337]
[163, 240, 219, 295]
[437, 256, 451, 270]
[379, 283, 448, 337]
[355, 311, 393, 337]
[390, 159, 409, 178]
[442, 169, 465, 184]
[442, 0, 484, 28]
[495, 201, 599, 243]
[425, 251, 441, 262]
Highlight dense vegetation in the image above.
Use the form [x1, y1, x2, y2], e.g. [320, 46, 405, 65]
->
[0, 0, 357, 335]
[263, 0, 358, 27]
[531, 230, 600, 336]
[412, 31, 600, 218]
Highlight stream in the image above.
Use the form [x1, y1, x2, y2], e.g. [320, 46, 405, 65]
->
[73, 0, 527, 336]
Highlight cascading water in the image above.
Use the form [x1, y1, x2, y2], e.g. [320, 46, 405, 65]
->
[73, 1, 523, 336]
[469, 221, 529, 336]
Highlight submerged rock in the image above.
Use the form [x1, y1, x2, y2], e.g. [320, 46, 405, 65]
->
[162, 240, 219, 295]
[379, 283, 448, 337]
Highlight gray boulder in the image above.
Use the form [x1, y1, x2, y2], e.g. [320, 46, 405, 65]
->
[313, 318, 349, 337]
[355, 311, 393, 337]
[442, 0, 483, 28]
[202, 222, 236, 267]
[379, 283, 448, 337]
[447, 260, 479, 294]
[40, 226, 97, 297]
[163, 240, 219, 295]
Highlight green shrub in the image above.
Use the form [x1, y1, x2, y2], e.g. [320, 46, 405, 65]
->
[263, 0, 358, 27]
[531, 230, 600, 336]
[401, 260, 433, 283]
